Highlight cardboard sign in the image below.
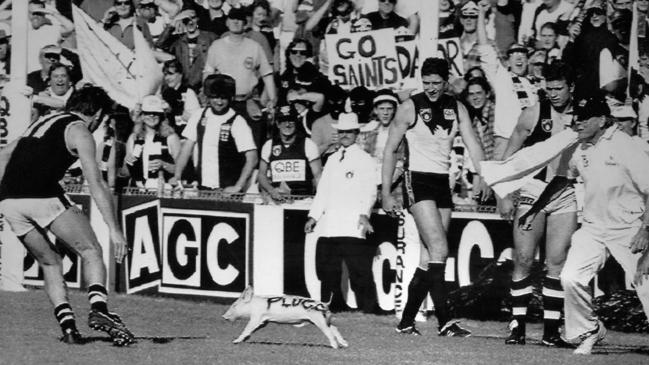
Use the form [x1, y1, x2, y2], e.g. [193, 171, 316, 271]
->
[326, 29, 402, 90]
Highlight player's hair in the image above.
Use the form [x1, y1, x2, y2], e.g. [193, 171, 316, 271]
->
[65, 86, 114, 117]
[421, 58, 450, 81]
[542, 60, 574, 85]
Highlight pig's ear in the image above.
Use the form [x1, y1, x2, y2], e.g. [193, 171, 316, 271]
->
[242, 286, 254, 302]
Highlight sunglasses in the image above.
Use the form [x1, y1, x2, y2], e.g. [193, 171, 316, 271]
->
[142, 111, 162, 117]
[44, 52, 60, 61]
[531, 62, 545, 67]
[115, 1, 131, 6]
[278, 120, 296, 124]
[462, 15, 478, 19]
[182, 16, 199, 25]
[290, 49, 307, 56]
[379, 0, 396, 3]
[163, 70, 179, 76]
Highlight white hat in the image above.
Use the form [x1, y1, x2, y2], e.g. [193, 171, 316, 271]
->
[610, 103, 637, 120]
[333, 112, 360, 130]
[461, 1, 479, 16]
[141, 95, 166, 113]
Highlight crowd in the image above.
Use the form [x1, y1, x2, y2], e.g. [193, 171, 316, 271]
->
[0, 0, 648, 355]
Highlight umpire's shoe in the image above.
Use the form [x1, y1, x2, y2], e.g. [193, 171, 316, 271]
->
[505, 319, 525, 345]
[395, 324, 421, 335]
[438, 320, 471, 337]
[573, 321, 606, 355]
[88, 310, 136, 346]
[60, 328, 83, 345]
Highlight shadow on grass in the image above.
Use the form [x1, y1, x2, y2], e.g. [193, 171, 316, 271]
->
[245, 340, 333, 349]
[471, 334, 649, 356]
[80, 335, 209, 345]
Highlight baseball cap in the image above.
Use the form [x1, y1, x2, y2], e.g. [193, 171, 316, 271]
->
[574, 96, 610, 121]
[461, 1, 479, 16]
[373, 89, 399, 107]
[203, 74, 236, 98]
[276, 105, 297, 123]
[507, 43, 529, 56]
[141, 95, 166, 113]
[228, 7, 248, 21]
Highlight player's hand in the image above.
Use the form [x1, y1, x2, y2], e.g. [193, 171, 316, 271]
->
[381, 194, 402, 217]
[304, 217, 317, 233]
[497, 197, 515, 220]
[110, 228, 128, 264]
[634, 252, 649, 286]
[631, 228, 649, 254]
[358, 214, 374, 235]
[518, 210, 537, 231]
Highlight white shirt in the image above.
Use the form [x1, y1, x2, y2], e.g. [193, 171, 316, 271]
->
[479, 44, 537, 138]
[308, 143, 377, 239]
[183, 108, 256, 189]
[532, 0, 573, 37]
[569, 126, 649, 229]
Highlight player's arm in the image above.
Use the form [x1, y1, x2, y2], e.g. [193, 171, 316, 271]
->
[381, 99, 412, 214]
[502, 103, 538, 160]
[457, 101, 485, 175]
[67, 123, 127, 262]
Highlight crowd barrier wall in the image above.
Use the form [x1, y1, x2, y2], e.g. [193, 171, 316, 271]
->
[3, 188, 628, 310]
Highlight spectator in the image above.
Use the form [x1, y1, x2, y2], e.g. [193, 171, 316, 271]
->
[186, 0, 229, 36]
[311, 84, 347, 163]
[365, 89, 401, 186]
[529, 0, 573, 43]
[349, 86, 374, 124]
[279, 39, 313, 101]
[365, 0, 408, 30]
[0, 30, 10, 76]
[160, 59, 201, 134]
[124, 95, 181, 189]
[204, 7, 277, 148]
[318, 0, 367, 75]
[477, 1, 537, 159]
[250, 0, 277, 56]
[562, 4, 620, 100]
[258, 105, 322, 201]
[460, 0, 492, 71]
[136, 0, 173, 44]
[536, 22, 561, 61]
[527, 49, 547, 91]
[27, 45, 63, 95]
[304, 112, 377, 313]
[294, 0, 329, 65]
[274, 0, 301, 72]
[439, 0, 460, 38]
[172, 74, 258, 192]
[490, 0, 523, 56]
[27, 1, 74, 73]
[101, 0, 154, 50]
[461, 76, 496, 161]
[165, 9, 218, 91]
[286, 63, 328, 136]
[32, 63, 75, 120]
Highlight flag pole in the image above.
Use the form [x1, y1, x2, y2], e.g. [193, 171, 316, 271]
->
[6, 0, 31, 142]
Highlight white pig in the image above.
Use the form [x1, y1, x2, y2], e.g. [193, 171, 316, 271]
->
[222, 286, 349, 349]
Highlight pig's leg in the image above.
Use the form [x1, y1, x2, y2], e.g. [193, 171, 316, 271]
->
[310, 315, 339, 349]
[329, 325, 348, 348]
[233, 315, 266, 344]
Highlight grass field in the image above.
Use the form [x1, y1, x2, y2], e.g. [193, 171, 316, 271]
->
[1, 290, 648, 365]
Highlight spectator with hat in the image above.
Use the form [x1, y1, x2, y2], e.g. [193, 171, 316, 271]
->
[477, 0, 537, 159]
[27, 0, 74, 73]
[365, 89, 402, 187]
[204, 6, 277, 148]
[258, 105, 322, 202]
[304, 111, 378, 313]
[27, 45, 65, 95]
[172, 74, 258, 192]
[124, 95, 181, 189]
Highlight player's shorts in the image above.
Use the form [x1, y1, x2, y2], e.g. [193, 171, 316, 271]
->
[0, 194, 74, 237]
[516, 178, 577, 215]
[403, 171, 452, 209]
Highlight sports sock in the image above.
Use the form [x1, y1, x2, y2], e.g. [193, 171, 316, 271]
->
[510, 276, 533, 334]
[54, 303, 77, 333]
[426, 262, 450, 330]
[88, 284, 108, 314]
[542, 275, 564, 338]
[399, 268, 429, 328]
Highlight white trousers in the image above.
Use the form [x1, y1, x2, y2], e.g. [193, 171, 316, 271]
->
[561, 223, 649, 340]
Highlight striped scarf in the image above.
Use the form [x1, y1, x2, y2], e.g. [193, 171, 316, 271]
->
[512, 76, 533, 108]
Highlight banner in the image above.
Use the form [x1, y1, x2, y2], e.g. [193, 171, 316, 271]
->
[72, 5, 162, 109]
[438, 38, 464, 76]
[326, 28, 401, 90]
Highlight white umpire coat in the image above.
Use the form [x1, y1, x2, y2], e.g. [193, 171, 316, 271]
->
[308, 143, 377, 239]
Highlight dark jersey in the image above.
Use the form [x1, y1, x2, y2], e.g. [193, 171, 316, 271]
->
[522, 98, 554, 181]
[267, 135, 314, 195]
[0, 113, 84, 199]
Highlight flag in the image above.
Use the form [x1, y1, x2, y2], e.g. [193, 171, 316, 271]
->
[72, 5, 162, 109]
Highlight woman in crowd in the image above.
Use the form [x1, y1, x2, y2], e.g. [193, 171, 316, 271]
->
[123, 95, 181, 189]
[278, 38, 314, 104]
[102, 0, 154, 50]
[160, 59, 201, 136]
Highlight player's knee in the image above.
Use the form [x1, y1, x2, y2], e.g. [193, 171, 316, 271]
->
[75, 241, 103, 260]
[39, 253, 62, 268]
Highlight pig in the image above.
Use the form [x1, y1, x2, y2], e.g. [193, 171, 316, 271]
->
[222, 286, 349, 349]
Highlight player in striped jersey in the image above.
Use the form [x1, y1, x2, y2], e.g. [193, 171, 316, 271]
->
[0, 86, 134, 346]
